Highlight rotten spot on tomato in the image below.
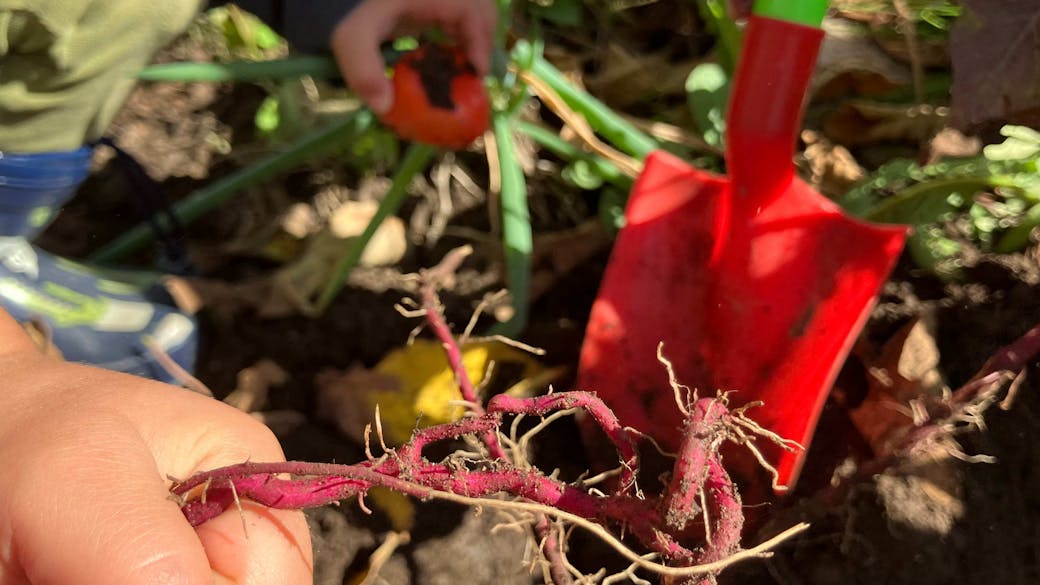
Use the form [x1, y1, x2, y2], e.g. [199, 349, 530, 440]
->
[412, 43, 473, 110]
[379, 43, 490, 150]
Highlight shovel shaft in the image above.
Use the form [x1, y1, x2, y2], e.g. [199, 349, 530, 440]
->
[752, 0, 828, 27]
[725, 16, 823, 206]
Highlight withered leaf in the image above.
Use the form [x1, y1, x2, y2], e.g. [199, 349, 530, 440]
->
[849, 316, 949, 457]
[950, 0, 1040, 128]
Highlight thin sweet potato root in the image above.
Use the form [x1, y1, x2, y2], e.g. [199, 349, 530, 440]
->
[170, 248, 805, 583]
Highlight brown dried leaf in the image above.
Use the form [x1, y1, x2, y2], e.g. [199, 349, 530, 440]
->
[849, 316, 950, 457]
[316, 364, 401, 445]
[261, 201, 408, 317]
[800, 130, 866, 197]
[926, 127, 982, 164]
[950, 0, 1040, 129]
[813, 18, 912, 99]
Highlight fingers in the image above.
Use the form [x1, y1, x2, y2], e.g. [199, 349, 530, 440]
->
[1, 364, 312, 585]
[4, 410, 215, 585]
[196, 502, 312, 585]
[468, 0, 498, 75]
[331, 1, 399, 113]
[120, 381, 314, 585]
[331, 0, 497, 113]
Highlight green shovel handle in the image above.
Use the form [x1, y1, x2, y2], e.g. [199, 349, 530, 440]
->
[752, 0, 828, 27]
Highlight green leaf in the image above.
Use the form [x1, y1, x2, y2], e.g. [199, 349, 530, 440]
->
[254, 95, 281, 135]
[562, 160, 604, 190]
[598, 187, 627, 234]
[840, 123, 1040, 276]
[685, 63, 730, 148]
[995, 202, 1040, 252]
[983, 125, 1040, 161]
[908, 225, 962, 280]
[392, 37, 419, 52]
[869, 188, 959, 226]
[212, 6, 285, 57]
[1001, 124, 1040, 143]
[251, 20, 282, 50]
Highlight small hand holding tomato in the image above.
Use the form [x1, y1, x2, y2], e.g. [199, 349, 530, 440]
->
[330, 0, 496, 116]
[379, 43, 490, 149]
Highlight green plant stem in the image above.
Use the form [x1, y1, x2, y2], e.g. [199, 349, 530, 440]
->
[515, 121, 628, 188]
[491, 113, 532, 337]
[138, 55, 341, 82]
[314, 143, 435, 312]
[89, 112, 372, 264]
[512, 41, 657, 160]
[700, 0, 741, 72]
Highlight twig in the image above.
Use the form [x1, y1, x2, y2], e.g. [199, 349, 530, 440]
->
[658, 343, 692, 416]
[421, 491, 809, 579]
[518, 69, 643, 177]
[357, 531, 410, 585]
[484, 127, 502, 235]
[621, 114, 722, 156]
[602, 554, 657, 585]
[144, 337, 212, 396]
[1000, 369, 1028, 411]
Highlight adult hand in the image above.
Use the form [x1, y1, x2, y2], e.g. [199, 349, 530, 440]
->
[0, 311, 311, 585]
[331, 0, 497, 114]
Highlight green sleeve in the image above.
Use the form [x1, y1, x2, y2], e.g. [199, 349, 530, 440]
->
[0, 0, 205, 152]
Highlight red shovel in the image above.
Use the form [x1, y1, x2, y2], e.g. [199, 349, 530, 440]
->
[577, 0, 908, 493]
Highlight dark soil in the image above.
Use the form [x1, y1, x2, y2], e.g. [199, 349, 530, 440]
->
[39, 33, 1040, 585]
[727, 261, 1040, 585]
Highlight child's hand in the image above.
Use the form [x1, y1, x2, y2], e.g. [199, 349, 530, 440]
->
[331, 0, 497, 114]
[0, 312, 311, 585]
[729, 0, 752, 18]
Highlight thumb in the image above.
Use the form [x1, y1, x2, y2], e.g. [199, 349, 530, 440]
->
[7, 411, 216, 585]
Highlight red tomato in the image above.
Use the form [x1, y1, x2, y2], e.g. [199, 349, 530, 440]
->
[379, 43, 490, 150]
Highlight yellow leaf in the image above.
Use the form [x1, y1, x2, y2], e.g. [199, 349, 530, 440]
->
[369, 339, 544, 444]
